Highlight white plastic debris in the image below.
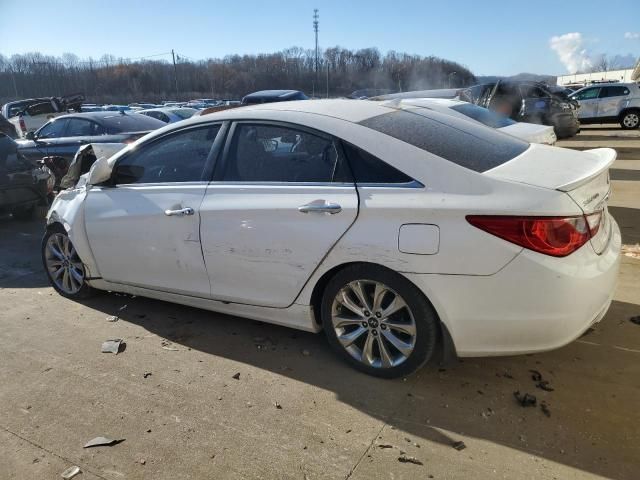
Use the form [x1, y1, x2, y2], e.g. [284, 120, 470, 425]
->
[101, 339, 122, 354]
[61, 466, 81, 479]
[83, 436, 124, 448]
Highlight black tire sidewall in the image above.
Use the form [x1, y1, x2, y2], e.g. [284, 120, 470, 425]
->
[321, 264, 438, 379]
[620, 111, 640, 130]
[42, 225, 94, 299]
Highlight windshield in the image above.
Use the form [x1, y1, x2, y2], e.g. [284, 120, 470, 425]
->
[101, 113, 165, 132]
[450, 103, 516, 128]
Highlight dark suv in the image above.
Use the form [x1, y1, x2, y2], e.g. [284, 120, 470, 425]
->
[460, 81, 580, 138]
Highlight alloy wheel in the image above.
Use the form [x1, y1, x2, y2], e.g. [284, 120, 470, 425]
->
[623, 113, 639, 128]
[331, 280, 417, 368]
[44, 233, 85, 295]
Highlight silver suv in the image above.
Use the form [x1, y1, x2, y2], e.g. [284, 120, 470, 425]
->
[570, 82, 640, 129]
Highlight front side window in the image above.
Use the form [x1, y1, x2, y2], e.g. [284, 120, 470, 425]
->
[222, 124, 343, 183]
[573, 88, 600, 100]
[113, 125, 220, 184]
[36, 119, 68, 139]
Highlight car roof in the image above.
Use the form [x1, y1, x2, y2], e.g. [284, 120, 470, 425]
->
[243, 90, 304, 99]
[53, 111, 146, 121]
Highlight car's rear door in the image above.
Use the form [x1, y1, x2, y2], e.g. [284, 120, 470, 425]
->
[84, 122, 224, 296]
[199, 121, 358, 307]
[597, 86, 630, 119]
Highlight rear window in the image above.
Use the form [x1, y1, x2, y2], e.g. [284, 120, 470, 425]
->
[358, 108, 529, 172]
[450, 103, 516, 128]
[172, 108, 197, 119]
[101, 113, 165, 133]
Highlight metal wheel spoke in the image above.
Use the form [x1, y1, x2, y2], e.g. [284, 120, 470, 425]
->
[381, 318, 416, 336]
[349, 281, 372, 311]
[62, 269, 71, 291]
[377, 336, 394, 367]
[337, 289, 366, 317]
[333, 314, 365, 329]
[69, 267, 84, 285]
[337, 326, 367, 348]
[51, 266, 64, 279]
[381, 296, 407, 319]
[48, 243, 65, 260]
[362, 332, 375, 365]
[372, 283, 389, 312]
[381, 329, 413, 357]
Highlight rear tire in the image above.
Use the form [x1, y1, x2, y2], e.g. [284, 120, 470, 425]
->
[620, 110, 640, 130]
[321, 264, 438, 378]
[42, 224, 95, 299]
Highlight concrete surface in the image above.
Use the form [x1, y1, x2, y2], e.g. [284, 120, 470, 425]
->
[0, 125, 639, 479]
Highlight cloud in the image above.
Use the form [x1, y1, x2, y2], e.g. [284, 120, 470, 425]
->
[624, 32, 640, 40]
[549, 32, 594, 74]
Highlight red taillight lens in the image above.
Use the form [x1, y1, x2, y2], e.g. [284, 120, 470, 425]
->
[19, 117, 27, 133]
[466, 213, 601, 257]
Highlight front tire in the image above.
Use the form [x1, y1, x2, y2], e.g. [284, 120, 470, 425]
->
[42, 225, 94, 299]
[620, 110, 640, 130]
[321, 264, 438, 378]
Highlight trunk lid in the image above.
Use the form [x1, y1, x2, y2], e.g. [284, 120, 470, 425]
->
[485, 144, 615, 254]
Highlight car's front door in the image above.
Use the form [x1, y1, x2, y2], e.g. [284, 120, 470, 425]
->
[84, 123, 224, 296]
[597, 86, 630, 118]
[200, 121, 358, 308]
[572, 87, 600, 119]
[19, 118, 69, 162]
[44, 118, 99, 161]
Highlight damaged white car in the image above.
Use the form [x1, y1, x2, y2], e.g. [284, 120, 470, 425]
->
[43, 100, 620, 378]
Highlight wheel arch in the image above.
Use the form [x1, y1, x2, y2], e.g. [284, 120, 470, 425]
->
[308, 261, 458, 363]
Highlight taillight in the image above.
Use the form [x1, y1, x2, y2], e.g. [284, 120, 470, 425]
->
[466, 212, 602, 257]
[19, 116, 27, 133]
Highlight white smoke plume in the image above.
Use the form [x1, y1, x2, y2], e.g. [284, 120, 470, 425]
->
[624, 32, 640, 40]
[549, 32, 593, 74]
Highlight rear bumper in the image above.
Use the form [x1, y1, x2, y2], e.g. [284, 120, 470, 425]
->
[403, 218, 621, 357]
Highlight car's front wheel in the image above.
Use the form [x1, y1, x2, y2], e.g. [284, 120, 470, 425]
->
[321, 264, 438, 378]
[42, 225, 94, 299]
[620, 110, 640, 130]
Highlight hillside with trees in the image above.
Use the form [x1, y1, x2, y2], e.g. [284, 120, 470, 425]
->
[0, 47, 475, 104]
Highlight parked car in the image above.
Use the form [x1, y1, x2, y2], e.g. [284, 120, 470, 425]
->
[0, 113, 18, 139]
[138, 107, 198, 123]
[16, 111, 164, 188]
[0, 133, 53, 219]
[3, 94, 84, 138]
[241, 90, 309, 105]
[460, 81, 580, 138]
[43, 99, 620, 378]
[569, 82, 640, 129]
[384, 98, 557, 144]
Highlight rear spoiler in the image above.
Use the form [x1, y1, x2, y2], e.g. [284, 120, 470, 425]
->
[557, 148, 616, 192]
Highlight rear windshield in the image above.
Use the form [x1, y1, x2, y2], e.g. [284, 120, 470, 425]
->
[101, 113, 165, 133]
[171, 108, 197, 119]
[450, 103, 516, 128]
[359, 108, 529, 172]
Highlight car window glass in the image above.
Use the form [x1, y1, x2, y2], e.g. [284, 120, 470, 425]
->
[113, 125, 220, 184]
[599, 86, 630, 98]
[450, 103, 516, 128]
[37, 119, 68, 139]
[66, 118, 94, 137]
[574, 88, 600, 100]
[342, 142, 413, 184]
[222, 124, 341, 183]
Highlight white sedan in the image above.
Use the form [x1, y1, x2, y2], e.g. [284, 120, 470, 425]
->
[43, 99, 620, 378]
[385, 98, 557, 144]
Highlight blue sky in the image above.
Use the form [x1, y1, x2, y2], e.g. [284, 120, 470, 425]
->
[1, 0, 638, 76]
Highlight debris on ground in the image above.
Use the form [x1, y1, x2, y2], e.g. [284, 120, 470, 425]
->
[160, 339, 179, 351]
[536, 380, 555, 392]
[378, 444, 394, 449]
[274, 401, 282, 409]
[119, 304, 128, 311]
[630, 316, 640, 325]
[232, 372, 240, 380]
[497, 372, 514, 379]
[452, 440, 466, 451]
[513, 391, 537, 407]
[138, 458, 146, 465]
[540, 401, 552, 417]
[398, 454, 423, 465]
[83, 436, 125, 448]
[529, 370, 542, 382]
[101, 339, 123, 354]
[621, 244, 640, 259]
[61, 465, 81, 479]
[301, 349, 311, 356]
[106, 315, 119, 322]
[143, 372, 152, 378]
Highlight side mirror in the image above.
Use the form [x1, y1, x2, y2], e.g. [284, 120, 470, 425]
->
[87, 156, 113, 186]
[26, 131, 35, 140]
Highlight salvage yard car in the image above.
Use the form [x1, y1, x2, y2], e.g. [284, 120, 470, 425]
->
[460, 80, 580, 138]
[42, 99, 621, 378]
[570, 82, 640, 129]
[2, 94, 84, 138]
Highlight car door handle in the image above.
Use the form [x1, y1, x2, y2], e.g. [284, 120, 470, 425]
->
[164, 207, 194, 217]
[298, 202, 342, 214]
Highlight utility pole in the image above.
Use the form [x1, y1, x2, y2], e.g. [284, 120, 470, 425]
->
[313, 9, 319, 98]
[171, 49, 179, 98]
[326, 63, 329, 98]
